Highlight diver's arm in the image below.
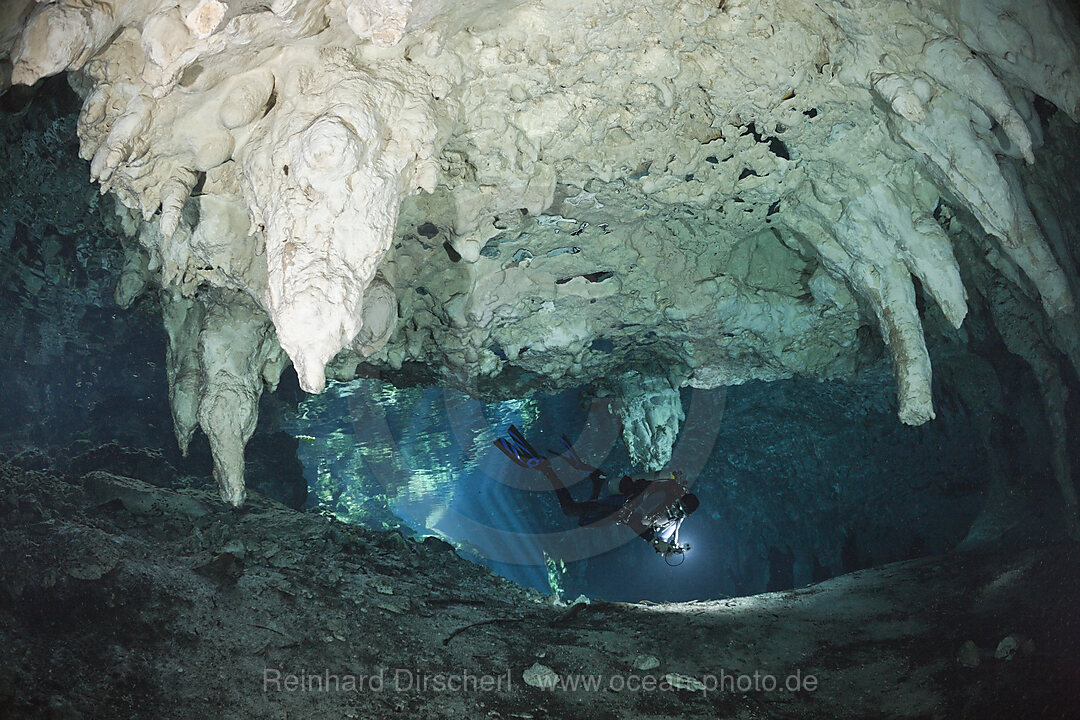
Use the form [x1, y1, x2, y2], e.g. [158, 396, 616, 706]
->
[650, 519, 688, 556]
[624, 513, 655, 541]
[534, 460, 567, 490]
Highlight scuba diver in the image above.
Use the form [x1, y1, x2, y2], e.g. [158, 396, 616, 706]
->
[493, 425, 699, 560]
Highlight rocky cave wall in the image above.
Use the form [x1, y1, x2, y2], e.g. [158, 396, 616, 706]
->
[0, 83, 307, 506]
[1, 0, 1079, 536]
[286, 369, 1017, 601]
[3, 463, 1078, 719]
[1, 72, 1072, 599]
[0, 78, 168, 452]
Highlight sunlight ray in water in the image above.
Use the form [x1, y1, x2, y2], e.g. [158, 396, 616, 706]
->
[283, 373, 990, 603]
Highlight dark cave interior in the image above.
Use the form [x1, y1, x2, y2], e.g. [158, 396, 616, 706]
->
[1, 41, 1080, 720]
[2, 72, 1078, 605]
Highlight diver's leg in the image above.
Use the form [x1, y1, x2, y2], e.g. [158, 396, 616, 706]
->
[577, 500, 622, 526]
[554, 488, 587, 517]
[552, 435, 601, 473]
[619, 476, 648, 496]
[588, 469, 607, 500]
[537, 463, 587, 517]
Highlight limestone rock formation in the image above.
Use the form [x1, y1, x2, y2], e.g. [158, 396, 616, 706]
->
[4, 464, 1078, 718]
[612, 373, 685, 473]
[3, 0, 1079, 512]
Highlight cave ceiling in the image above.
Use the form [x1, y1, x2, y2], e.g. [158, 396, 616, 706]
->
[2, 0, 1079, 508]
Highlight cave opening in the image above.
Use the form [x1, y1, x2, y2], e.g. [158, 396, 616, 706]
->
[3, 0, 1080, 715]
[282, 365, 1010, 603]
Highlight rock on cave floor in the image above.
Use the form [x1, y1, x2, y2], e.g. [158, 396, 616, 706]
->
[0, 462, 1077, 720]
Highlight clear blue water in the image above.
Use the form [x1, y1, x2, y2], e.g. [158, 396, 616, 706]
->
[283, 378, 728, 601]
[284, 372, 986, 602]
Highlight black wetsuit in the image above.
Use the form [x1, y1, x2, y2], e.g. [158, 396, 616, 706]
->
[536, 464, 684, 541]
[492, 425, 685, 543]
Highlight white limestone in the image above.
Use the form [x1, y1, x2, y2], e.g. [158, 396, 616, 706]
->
[613, 374, 686, 473]
[3, 0, 1079, 504]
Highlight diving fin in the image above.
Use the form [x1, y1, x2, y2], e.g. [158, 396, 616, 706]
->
[494, 425, 547, 468]
[549, 434, 598, 473]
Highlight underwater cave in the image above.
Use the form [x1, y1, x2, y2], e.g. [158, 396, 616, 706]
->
[1, 0, 1080, 718]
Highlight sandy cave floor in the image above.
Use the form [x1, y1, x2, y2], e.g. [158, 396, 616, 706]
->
[0, 460, 1078, 720]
